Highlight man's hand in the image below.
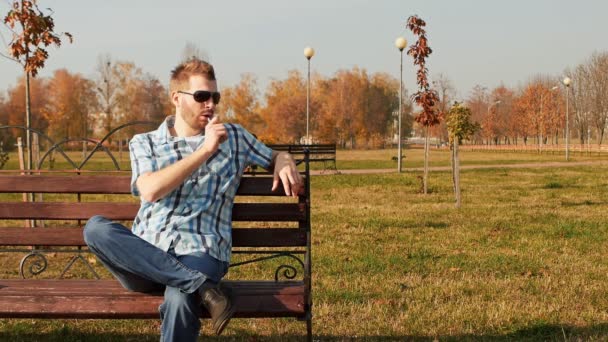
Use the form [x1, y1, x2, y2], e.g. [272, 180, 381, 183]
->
[201, 116, 227, 154]
[271, 152, 303, 197]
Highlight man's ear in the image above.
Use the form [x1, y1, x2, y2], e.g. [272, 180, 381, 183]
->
[171, 91, 180, 108]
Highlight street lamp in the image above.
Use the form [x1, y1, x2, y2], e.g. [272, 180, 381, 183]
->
[395, 37, 407, 173]
[563, 77, 572, 161]
[304, 46, 315, 144]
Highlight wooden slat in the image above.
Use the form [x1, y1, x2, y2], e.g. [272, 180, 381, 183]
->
[0, 279, 305, 319]
[0, 227, 307, 247]
[232, 203, 305, 221]
[0, 175, 131, 194]
[0, 203, 139, 220]
[237, 177, 307, 196]
[0, 202, 304, 221]
[0, 175, 303, 197]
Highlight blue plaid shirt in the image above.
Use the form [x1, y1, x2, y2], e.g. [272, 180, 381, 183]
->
[129, 116, 273, 262]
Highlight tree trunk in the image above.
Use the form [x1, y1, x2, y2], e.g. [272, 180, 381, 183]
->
[423, 126, 429, 194]
[454, 138, 461, 208]
[25, 71, 32, 172]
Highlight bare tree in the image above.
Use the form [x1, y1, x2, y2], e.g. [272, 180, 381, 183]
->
[181, 42, 209, 63]
[432, 73, 456, 144]
[587, 52, 608, 146]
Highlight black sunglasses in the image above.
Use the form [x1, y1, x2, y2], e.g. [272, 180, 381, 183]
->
[178, 90, 221, 104]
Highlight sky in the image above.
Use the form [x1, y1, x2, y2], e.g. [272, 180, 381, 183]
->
[1, 0, 607, 100]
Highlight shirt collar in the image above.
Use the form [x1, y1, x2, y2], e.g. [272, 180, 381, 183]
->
[154, 115, 176, 144]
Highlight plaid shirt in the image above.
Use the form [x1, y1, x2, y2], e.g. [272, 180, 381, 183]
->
[129, 116, 273, 262]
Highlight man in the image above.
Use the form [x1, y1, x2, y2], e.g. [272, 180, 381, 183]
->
[83, 58, 302, 341]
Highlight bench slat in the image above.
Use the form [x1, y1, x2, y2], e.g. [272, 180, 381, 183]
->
[0, 279, 305, 319]
[0, 227, 306, 247]
[0, 202, 304, 221]
[0, 175, 303, 196]
[0, 175, 131, 194]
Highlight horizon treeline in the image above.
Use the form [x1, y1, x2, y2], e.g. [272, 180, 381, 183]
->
[1, 50, 607, 150]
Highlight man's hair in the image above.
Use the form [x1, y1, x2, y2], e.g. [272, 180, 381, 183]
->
[170, 58, 216, 92]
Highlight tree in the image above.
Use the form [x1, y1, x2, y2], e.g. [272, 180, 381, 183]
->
[406, 15, 440, 194]
[218, 73, 265, 134]
[180, 42, 209, 63]
[3, 0, 72, 170]
[586, 52, 608, 146]
[44, 69, 98, 141]
[259, 70, 308, 143]
[431, 73, 456, 144]
[3, 75, 48, 146]
[446, 102, 479, 208]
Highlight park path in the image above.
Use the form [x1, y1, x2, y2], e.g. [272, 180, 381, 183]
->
[311, 160, 607, 175]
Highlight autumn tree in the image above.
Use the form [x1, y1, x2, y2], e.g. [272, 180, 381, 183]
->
[406, 15, 440, 194]
[44, 69, 98, 141]
[93, 59, 168, 142]
[2, 0, 72, 169]
[464, 85, 491, 144]
[2, 76, 48, 146]
[218, 73, 265, 134]
[259, 70, 308, 143]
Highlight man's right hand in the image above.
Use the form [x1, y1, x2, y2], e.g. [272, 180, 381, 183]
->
[202, 116, 228, 154]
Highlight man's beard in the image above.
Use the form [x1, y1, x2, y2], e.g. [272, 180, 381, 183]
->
[180, 106, 207, 132]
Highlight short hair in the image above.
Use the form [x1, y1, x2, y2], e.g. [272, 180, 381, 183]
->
[169, 58, 216, 92]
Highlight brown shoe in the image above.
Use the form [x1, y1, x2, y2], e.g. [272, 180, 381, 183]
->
[200, 285, 235, 335]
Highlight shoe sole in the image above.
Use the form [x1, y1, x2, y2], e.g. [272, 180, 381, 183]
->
[214, 300, 236, 335]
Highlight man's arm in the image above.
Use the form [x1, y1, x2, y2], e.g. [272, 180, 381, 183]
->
[269, 151, 303, 198]
[136, 117, 227, 202]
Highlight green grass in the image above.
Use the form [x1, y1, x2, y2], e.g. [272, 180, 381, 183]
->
[333, 147, 607, 170]
[1, 154, 608, 340]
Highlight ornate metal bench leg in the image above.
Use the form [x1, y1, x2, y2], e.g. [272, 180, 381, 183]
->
[307, 313, 313, 342]
[19, 252, 48, 279]
[60, 253, 101, 279]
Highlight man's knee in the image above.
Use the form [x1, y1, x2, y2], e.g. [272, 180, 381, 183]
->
[83, 215, 112, 246]
[163, 287, 201, 317]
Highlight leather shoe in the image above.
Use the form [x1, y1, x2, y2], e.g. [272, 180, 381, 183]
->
[200, 285, 235, 335]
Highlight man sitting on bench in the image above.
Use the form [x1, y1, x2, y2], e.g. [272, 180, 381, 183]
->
[83, 58, 302, 341]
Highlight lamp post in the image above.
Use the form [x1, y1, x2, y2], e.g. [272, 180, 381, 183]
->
[304, 47, 315, 144]
[395, 37, 407, 173]
[563, 77, 571, 161]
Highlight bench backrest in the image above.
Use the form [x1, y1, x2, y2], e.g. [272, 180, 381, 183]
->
[269, 144, 336, 161]
[0, 171, 310, 249]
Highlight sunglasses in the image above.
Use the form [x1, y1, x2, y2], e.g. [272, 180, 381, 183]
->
[178, 90, 221, 104]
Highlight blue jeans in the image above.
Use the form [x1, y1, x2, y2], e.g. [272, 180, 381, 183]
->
[83, 215, 229, 342]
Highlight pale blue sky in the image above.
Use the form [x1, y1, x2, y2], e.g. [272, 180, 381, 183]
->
[1, 0, 607, 99]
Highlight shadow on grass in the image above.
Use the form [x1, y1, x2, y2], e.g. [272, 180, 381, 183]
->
[2, 324, 608, 341]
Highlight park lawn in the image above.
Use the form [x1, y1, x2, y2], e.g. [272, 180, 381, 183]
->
[335, 147, 608, 170]
[1, 162, 608, 340]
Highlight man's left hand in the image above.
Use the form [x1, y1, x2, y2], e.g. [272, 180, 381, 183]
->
[271, 152, 303, 197]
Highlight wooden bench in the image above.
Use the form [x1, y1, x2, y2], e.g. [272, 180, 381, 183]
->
[0, 160, 312, 340]
[270, 144, 338, 173]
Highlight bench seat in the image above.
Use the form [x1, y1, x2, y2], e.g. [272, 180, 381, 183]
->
[0, 279, 305, 319]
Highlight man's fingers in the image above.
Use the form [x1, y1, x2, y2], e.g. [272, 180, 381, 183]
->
[286, 172, 300, 197]
[272, 177, 279, 192]
[281, 173, 291, 196]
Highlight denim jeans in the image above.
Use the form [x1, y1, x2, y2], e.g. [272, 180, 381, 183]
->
[83, 215, 229, 342]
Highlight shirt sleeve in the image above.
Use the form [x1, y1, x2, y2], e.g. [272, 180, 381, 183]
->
[129, 134, 158, 196]
[239, 126, 273, 170]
